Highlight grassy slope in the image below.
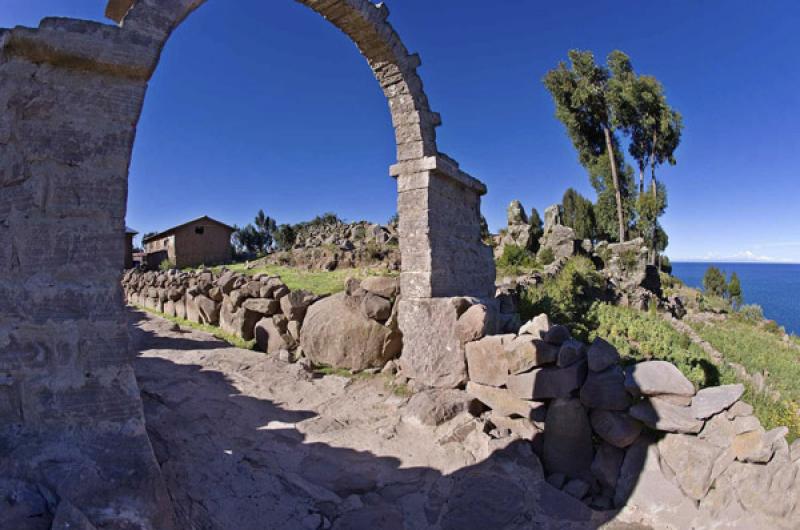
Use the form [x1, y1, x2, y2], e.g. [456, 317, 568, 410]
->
[212, 263, 395, 296]
[590, 303, 800, 440]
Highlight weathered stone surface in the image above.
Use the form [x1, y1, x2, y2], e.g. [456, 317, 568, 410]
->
[659, 433, 725, 500]
[361, 293, 392, 321]
[543, 324, 571, 346]
[615, 435, 699, 523]
[466, 382, 546, 421]
[51, 500, 97, 530]
[539, 225, 577, 261]
[625, 360, 696, 397]
[726, 400, 754, 419]
[691, 383, 744, 419]
[586, 337, 620, 372]
[255, 317, 293, 354]
[590, 409, 642, 448]
[563, 478, 590, 500]
[487, 412, 540, 441]
[503, 335, 558, 374]
[195, 294, 219, 325]
[398, 299, 466, 389]
[280, 290, 316, 321]
[301, 293, 401, 371]
[465, 335, 510, 387]
[403, 389, 478, 427]
[455, 304, 491, 343]
[542, 398, 593, 478]
[556, 339, 586, 368]
[732, 426, 787, 463]
[220, 300, 261, 341]
[360, 276, 399, 299]
[242, 297, 281, 317]
[518, 313, 550, 338]
[591, 443, 624, 489]
[629, 397, 704, 434]
[579, 365, 630, 411]
[506, 360, 587, 400]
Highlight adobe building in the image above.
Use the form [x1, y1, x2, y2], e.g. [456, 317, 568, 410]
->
[143, 216, 235, 269]
[125, 226, 138, 269]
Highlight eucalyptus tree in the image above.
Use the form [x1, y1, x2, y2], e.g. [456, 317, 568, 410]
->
[543, 50, 628, 242]
[562, 188, 597, 240]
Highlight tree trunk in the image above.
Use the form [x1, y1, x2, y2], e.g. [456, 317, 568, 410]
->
[638, 167, 645, 195]
[603, 125, 626, 242]
[651, 129, 658, 200]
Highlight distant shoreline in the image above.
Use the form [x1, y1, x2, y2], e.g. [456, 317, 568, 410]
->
[672, 260, 800, 265]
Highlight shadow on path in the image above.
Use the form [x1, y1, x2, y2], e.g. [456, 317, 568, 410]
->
[128, 310, 652, 530]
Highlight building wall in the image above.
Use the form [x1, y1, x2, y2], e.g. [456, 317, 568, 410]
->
[144, 235, 176, 266]
[173, 221, 232, 269]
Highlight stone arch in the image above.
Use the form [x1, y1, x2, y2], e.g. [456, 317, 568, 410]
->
[0, 1, 493, 526]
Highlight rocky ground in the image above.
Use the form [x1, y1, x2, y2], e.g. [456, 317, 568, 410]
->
[130, 310, 648, 530]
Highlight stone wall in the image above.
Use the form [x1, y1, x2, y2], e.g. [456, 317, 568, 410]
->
[457, 314, 800, 528]
[123, 268, 402, 370]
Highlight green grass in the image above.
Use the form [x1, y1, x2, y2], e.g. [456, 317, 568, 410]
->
[135, 304, 256, 350]
[587, 303, 716, 389]
[209, 264, 396, 296]
[691, 318, 800, 404]
[585, 303, 800, 441]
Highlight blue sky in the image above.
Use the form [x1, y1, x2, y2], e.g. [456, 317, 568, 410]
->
[4, 1, 799, 262]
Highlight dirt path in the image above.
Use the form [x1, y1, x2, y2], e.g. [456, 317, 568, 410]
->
[129, 310, 646, 530]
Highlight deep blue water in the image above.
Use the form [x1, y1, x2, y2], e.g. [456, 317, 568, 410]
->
[672, 262, 800, 335]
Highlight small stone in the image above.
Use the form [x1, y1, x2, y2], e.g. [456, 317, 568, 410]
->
[563, 478, 590, 500]
[361, 293, 392, 321]
[590, 409, 642, 448]
[280, 290, 316, 321]
[690, 384, 745, 419]
[733, 415, 761, 435]
[543, 324, 570, 346]
[580, 365, 630, 411]
[381, 360, 397, 375]
[629, 397, 704, 434]
[725, 400, 754, 420]
[360, 276, 399, 299]
[519, 313, 551, 339]
[504, 336, 558, 374]
[557, 339, 586, 368]
[457, 304, 494, 344]
[506, 360, 587, 400]
[591, 442, 625, 489]
[625, 360, 695, 397]
[586, 338, 620, 372]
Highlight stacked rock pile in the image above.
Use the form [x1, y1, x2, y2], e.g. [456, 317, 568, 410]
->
[123, 270, 402, 368]
[462, 314, 799, 524]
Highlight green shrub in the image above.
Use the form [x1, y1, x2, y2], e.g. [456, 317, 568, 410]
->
[587, 302, 716, 388]
[763, 320, 783, 335]
[660, 255, 673, 274]
[496, 244, 538, 276]
[520, 256, 601, 337]
[538, 247, 556, 266]
[737, 304, 764, 322]
[159, 259, 175, 271]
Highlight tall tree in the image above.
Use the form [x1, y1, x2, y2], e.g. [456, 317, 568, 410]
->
[544, 50, 628, 242]
[607, 51, 682, 200]
[561, 188, 597, 240]
[728, 272, 743, 309]
[529, 207, 544, 252]
[254, 209, 277, 251]
[703, 266, 728, 298]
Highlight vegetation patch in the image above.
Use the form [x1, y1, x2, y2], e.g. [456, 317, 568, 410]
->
[496, 244, 540, 278]
[211, 264, 395, 296]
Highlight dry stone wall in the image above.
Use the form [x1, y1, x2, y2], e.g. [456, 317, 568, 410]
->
[122, 269, 402, 371]
[0, 0, 495, 527]
[458, 314, 800, 528]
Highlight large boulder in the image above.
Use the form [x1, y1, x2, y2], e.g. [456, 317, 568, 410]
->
[360, 276, 399, 299]
[300, 292, 401, 371]
[538, 225, 577, 261]
[625, 360, 696, 398]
